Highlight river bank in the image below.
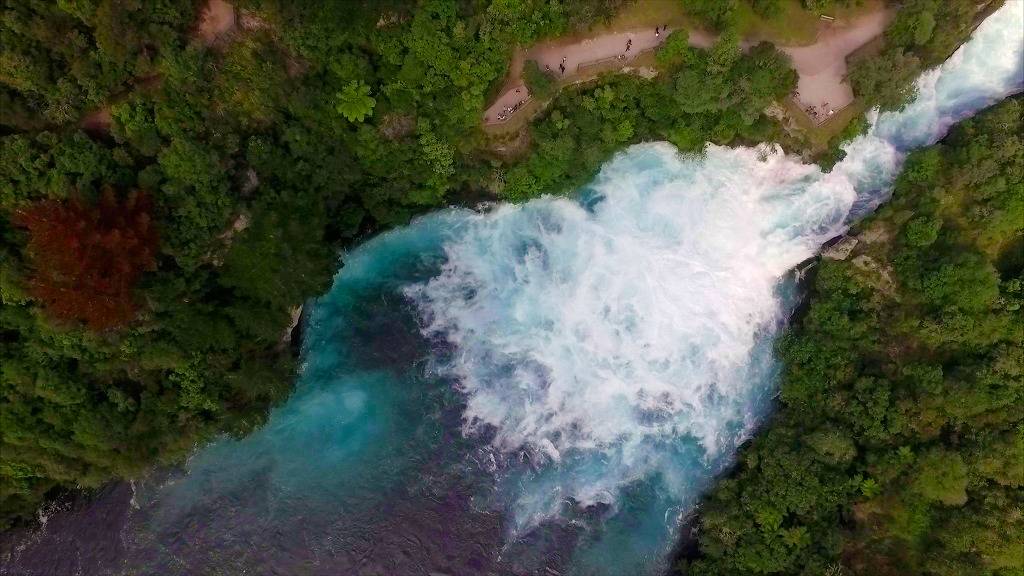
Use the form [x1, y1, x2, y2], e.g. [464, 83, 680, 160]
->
[3, 2, 1020, 575]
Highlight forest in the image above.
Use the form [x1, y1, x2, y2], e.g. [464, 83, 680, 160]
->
[682, 98, 1023, 576]
[0, 0, 798, 527]
[0, 4, 1015, 576]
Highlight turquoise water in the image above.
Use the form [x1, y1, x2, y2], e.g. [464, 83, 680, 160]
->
[3, 3, 1022, 575]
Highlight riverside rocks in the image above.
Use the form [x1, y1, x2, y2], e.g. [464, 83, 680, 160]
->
[822, 235, 859, 260]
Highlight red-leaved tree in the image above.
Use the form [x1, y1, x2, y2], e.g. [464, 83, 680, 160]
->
[15, 188, 159, 331]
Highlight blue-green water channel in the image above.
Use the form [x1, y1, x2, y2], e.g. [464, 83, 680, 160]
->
[3, 3, 1021, 575]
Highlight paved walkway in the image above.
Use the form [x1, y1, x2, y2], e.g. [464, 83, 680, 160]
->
[197, 0, 236, 45]
[483, 8, 892, 127]
[484, 85, 531, 124]
[484, 25, 705, 125]
[782, 9, 894, 121]
[528, 26, 714, 77]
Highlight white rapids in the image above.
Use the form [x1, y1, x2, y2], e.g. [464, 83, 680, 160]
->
[405, 0, 1024, 555]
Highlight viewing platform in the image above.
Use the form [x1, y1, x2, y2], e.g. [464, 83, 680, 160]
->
[482, 6, 894, 129]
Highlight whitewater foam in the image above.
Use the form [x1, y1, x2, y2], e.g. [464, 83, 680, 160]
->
[6, 5, 1021, 576]
[407, 0, 1024, 538]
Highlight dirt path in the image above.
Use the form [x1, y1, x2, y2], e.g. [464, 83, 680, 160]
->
[484, 6, 893, 127]
[485, 86, 532, 124]
[484, 24, 697, 125]
[197, 0, 236, 45]
[782, 8, 895, 118]
[79, 107, 112, 134]
[528, 25, 713, 79]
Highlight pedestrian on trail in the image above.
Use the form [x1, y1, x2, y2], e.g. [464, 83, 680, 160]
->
[626, 38, 632, 51]
[655, 26, 660, 37]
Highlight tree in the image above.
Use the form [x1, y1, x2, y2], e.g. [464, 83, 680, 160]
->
[848, 48, 922, 110]
[887, 0, 939, 47]
[14, 188, 159, 330]
[750, 0, 783, 19]
[685, 0, 738, 30]
[656, 29, 693, 67]
[523, 60, 556, 100]
[903, 216, 941, 247]
[920, 253, 1000, 313]
[912, 450, 969, 505]
[687, 100, 1024, 574]
[335, 80, 376, 123]
[911, 11, 936, 45]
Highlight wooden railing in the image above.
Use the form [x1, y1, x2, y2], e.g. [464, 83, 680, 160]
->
[576, 45, 658, 74]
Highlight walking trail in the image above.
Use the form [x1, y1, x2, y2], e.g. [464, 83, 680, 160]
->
[781, 8, 893, 119]
[197, 0, 236, 45]
[484, 8, 893, 127]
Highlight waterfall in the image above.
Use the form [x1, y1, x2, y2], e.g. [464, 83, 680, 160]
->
[8, 3, 1018, 575]
[404, 2, 1023, 571]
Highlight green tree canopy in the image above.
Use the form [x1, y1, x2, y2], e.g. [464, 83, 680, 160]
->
[335, 80, 376, 123]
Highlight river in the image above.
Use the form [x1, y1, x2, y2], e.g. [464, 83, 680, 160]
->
[2, 2, 1022, 575]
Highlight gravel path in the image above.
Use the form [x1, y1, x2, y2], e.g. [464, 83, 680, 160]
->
[197, 0, 236, 45]
[484, 25, 694, 125]
[782, 9, 894, 118]
[484, 8, 893, 126]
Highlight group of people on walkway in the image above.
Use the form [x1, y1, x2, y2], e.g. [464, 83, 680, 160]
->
[490, 24, 671, 124]
[495, 91, 530, 122]
[793, 91, 836, 121]
[804, 99, 836, 121]
[618, 26, 665, 60]
[546, 57, 568, 76]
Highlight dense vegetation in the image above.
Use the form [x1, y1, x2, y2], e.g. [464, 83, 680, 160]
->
[502, 29, 796, 199]
[0, 0, 639, 526]
[682, 0, 997, 113]
[0, 0, 798, 528]
[848, 0, 997, 111]
[2, 8, 1011, 575]
[0, 0, 194, 130]
[682, 98, 1023, 576]
[684, 0, 862, 31]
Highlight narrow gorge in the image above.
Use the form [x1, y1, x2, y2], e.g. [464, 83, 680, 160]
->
[2, 2, 1021, 575]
